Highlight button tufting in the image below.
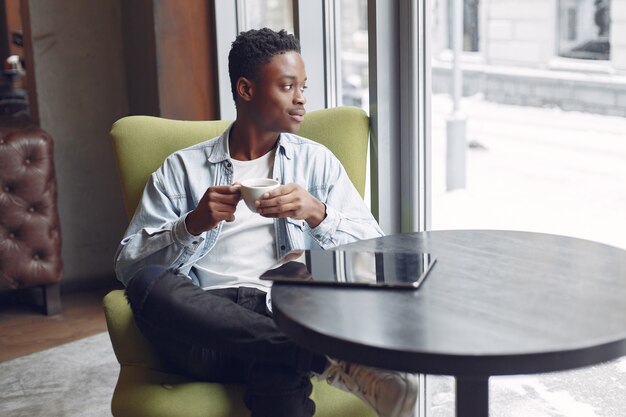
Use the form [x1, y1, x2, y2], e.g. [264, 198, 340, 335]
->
[0, 127, 62, 295]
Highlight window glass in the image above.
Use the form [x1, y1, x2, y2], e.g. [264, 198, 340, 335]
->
[446, 0, 480, 52]
[463, 0, 479, 51]
[430, 2, 625, 248]
[338, 0, 369, 110]
[429, 0, 625, 415]
[236, 0, 294, 33]
[558, 0, 610, 60]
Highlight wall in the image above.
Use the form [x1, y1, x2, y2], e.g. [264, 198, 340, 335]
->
[27, 0, 128, 290]
[614, 0, 626, 70]
[121, 0, 219, 119]
[485, 0, 556, 66]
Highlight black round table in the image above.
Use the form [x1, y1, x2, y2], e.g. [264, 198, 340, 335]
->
[271, 230, 626, 417]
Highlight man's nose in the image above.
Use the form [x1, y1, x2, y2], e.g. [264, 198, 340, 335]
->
[294, 89, 306, 105]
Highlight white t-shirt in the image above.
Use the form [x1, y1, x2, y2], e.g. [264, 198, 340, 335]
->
[195, 148, 278, 293]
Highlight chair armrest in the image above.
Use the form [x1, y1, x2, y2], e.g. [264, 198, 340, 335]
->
[103, 289, 170, 370]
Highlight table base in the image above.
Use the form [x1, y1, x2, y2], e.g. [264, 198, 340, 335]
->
[456, 376, 489, 417]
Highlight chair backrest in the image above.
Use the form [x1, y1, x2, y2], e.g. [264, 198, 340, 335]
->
[110, 106, 370, 220]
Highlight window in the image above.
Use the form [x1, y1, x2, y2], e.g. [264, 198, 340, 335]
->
[337, 0, 369, 109]
[236, 0, 294, 33]
[558, 0, 611, 60]
[463, 0, 479, 52]
[430, 0, 626, 414]
[217, 2, 626, 415]
[446, 0, 480, 52]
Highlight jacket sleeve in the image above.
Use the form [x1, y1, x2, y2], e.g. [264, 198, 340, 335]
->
[113, 170, 207, 286]
[306, 153, 384, 248]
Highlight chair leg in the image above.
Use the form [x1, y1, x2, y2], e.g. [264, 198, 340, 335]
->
[44, 283, 62, 315]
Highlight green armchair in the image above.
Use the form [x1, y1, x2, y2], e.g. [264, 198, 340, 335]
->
[104, 107, 377, 417]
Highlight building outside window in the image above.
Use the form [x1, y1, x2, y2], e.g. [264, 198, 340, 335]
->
[463, 0, 480, 51]
[432, 0, 626, 114]
[446, 0, 480, 52]
[337, 0, 369, 109]
[558, 0, 611, 60]
[236, 0, 294, 33]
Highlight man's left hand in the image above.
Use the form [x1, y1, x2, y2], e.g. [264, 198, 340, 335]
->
[255, 183, 326, 228]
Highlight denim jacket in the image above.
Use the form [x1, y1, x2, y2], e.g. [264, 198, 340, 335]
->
[114, 126, 384, 287]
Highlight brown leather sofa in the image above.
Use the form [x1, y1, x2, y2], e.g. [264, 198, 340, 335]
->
[0, 122, 63, 314]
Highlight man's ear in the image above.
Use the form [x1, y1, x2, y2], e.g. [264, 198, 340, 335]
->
[236, 77, 254, 102]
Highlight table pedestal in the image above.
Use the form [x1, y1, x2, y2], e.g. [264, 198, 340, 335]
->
[456, 376, 489, 417]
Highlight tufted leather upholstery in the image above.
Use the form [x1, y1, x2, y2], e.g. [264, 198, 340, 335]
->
[0, 123, 63, 312]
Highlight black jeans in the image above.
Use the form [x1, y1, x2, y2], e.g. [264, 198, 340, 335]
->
[125, 265, 327, 417]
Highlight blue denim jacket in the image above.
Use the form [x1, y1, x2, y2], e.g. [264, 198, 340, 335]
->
[114, 126, 384, 287]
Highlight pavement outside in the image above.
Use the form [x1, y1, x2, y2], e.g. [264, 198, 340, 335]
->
[426, 94, 626, 417]
[431, 94, 626, 250]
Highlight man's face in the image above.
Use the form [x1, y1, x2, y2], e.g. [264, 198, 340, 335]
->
[247, 51, 307, 134]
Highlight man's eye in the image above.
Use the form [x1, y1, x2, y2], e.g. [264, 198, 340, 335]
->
[300, 85, 308, 92]
[283, 85, 293, 91]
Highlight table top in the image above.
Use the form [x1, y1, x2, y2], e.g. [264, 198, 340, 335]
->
[271, 230, 626, 377]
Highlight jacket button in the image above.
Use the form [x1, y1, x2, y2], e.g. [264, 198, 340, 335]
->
[280, 245, 286, 250]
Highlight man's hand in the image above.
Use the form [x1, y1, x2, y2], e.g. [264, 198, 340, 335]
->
[255, 183, 326, 228]
[185, 185, 241, 235]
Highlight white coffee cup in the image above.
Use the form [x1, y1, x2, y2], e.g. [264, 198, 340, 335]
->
[240, 178, 280, 212]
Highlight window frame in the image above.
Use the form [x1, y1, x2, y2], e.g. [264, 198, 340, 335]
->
[214, 0, 432, 231]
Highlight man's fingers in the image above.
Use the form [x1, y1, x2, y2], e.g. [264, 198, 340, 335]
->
[257, 202, 297, 217]
[210, 185, 241, 196]
[263, 183, 299, 199]
[257, 187, 298, 208]
[207, 200, 238, 215]
[208, 186, 241, 205]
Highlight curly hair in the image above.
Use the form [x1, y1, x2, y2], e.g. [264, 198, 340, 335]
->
[228, 28, 301, 103]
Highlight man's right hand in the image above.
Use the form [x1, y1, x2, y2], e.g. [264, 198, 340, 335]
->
[185, 185, 241, 235]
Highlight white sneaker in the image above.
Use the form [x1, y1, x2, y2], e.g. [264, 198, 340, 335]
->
[319, 358, 418, 417]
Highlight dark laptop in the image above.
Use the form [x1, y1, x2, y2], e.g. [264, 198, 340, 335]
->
[260, 249, 436, 289]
